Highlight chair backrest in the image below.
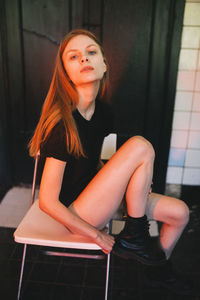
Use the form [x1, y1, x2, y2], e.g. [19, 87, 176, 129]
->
[101, 133, 117, 160]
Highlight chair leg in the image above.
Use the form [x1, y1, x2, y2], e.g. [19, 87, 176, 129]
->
[104, 252, 111, 300]
[17, 244, 27, 300]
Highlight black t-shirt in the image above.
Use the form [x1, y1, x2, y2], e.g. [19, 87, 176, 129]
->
[40, 99, 114, 206]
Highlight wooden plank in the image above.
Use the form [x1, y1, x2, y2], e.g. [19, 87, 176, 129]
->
[83, 0, 102, 25]
[0, 0, 12, 186]
[103, 0, 153, 135]
[71, 0, 103, 38]
[86, 0, 103, 40]
[159, 0, 185, 192]
[4, 0, 32, 184]
[71, 0, 84, 29]
[22, 0, 71, 130]
[5, 0, 24, 133]
[144, 0, 185, 192]
[103, 0, 185, 193]
[22, 0, 70, 42]
[144, 0, 173, 144]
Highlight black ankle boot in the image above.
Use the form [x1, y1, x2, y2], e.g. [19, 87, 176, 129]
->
[143, 260, 194, 295]
[112, 215, 166, 265]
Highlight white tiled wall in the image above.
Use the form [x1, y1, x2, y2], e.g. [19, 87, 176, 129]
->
[166, 0, 200, 185]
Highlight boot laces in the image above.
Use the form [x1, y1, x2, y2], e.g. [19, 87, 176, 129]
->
[143, 219, 150, 237]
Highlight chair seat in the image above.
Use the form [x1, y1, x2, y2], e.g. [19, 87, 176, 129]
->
[13, 199, 101, 250]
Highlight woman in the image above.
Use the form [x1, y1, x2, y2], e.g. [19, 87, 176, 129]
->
[29, 29, 191, 293]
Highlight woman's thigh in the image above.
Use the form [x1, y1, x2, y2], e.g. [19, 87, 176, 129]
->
[146, 192, 189, 224]
[71, 136, 152, 229]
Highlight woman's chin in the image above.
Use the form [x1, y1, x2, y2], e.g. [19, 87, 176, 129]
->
[74, 78, 101, 87]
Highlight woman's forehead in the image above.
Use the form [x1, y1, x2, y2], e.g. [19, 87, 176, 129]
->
[64, 34, 99, 52]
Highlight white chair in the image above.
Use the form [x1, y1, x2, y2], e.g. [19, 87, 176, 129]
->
[14, 133, 117, 300]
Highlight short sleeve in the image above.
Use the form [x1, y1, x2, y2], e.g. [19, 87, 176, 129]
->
[40, 122, 71, 162]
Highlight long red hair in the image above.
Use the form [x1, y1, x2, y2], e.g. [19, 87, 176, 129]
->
[29, 29, 109, 158]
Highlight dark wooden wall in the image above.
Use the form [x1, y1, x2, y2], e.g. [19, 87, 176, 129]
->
[0, 0, 185, 193]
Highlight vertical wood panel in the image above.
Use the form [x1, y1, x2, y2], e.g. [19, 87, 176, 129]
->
[71, 0, 83, 29]
[144, 0, 174, 142]
[5, 0, 24, 132]
[103, 0, 185, 192]
[103, 0, 153, 135]
[22, 0, 71, 130]
[84, 0, 102, 25]
[71, 0, 103, 39]
[144, 0, 185, 192]
[0, 0, 12, 186]
[144, 0, 174, 192]
[4, 0, 27, 184]
[159, 0, 185, 192]
[83, 0, 103, 39]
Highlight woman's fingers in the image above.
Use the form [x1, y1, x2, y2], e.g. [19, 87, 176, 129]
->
[95, 231, 115, 254]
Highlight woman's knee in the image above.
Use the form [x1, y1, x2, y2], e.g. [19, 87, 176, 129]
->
[171, 200, 190, 227]
[127, 136, 155, 161]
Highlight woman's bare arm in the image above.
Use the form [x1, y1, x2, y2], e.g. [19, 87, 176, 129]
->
[39, 157, 114, 253]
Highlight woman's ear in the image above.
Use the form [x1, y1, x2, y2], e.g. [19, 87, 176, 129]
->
[103, 61, 107, 73]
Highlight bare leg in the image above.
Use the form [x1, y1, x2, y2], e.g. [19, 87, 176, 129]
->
[144, 194, 192, 295]
[126, 157, 154, 218]
[149, 193, 190, 259]
[73, 136, 155, 228]
[72, 136, 166, 264]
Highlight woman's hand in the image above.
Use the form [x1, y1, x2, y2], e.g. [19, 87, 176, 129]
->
[94, 230, 115, 254]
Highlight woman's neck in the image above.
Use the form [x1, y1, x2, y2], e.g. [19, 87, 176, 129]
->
[76, 81, 100, 120]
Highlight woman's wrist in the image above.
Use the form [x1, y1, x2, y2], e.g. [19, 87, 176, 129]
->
[81, 227, 102, 244]
[90, 228, 101, 241]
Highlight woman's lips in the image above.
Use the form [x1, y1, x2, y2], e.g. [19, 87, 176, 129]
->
[80, 66, 94, 72]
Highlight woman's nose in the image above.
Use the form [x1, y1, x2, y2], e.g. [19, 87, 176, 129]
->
[81, 56, 89, 63]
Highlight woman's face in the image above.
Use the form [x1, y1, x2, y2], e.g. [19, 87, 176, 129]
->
[62, 34, 107, 87]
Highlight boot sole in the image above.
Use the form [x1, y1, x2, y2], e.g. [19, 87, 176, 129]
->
[112, 244, 166, 266]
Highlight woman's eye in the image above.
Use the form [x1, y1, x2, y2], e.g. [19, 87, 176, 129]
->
[69, 54, 78, 60]
[88, 50, 96, 55]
